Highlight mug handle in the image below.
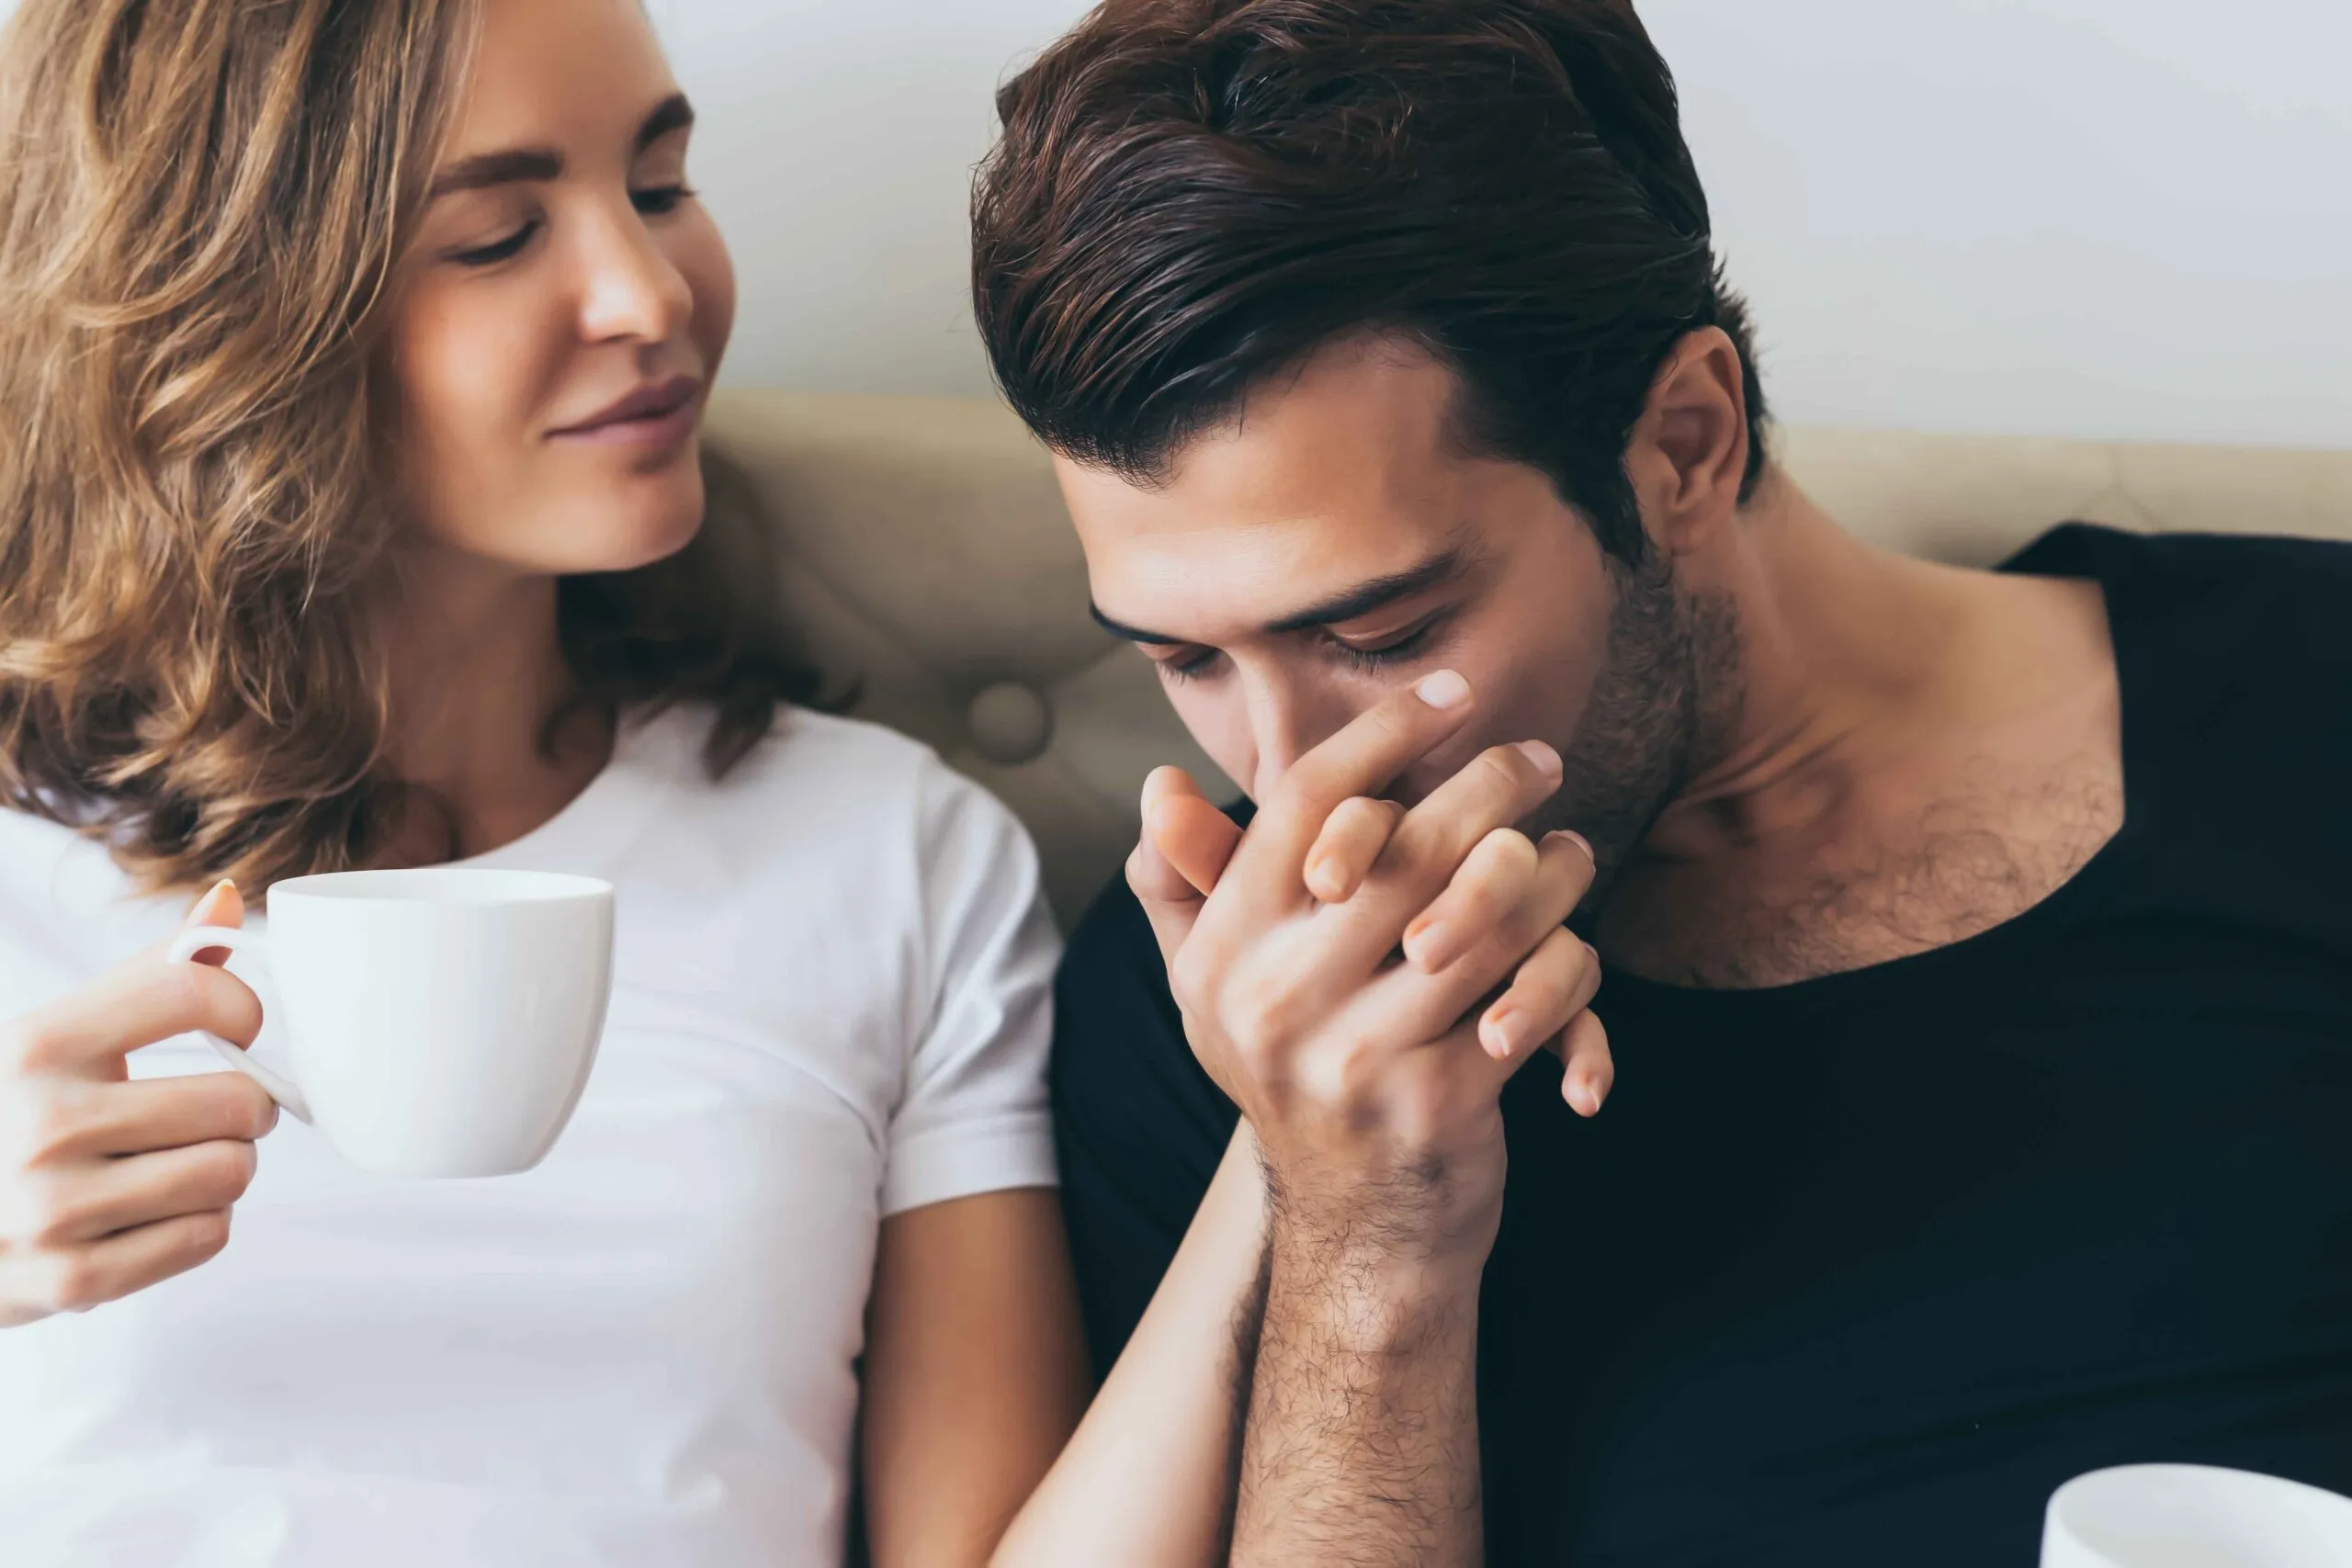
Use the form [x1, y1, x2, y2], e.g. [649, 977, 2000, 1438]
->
[164, 926, 312, 1124]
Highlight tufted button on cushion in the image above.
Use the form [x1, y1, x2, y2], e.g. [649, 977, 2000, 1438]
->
[967, 682, 1056, 767]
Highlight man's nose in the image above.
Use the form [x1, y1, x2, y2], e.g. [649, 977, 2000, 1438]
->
[1243, 674, 1365, 804]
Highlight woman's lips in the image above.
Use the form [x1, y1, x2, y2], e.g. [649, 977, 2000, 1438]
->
[548, 376, 704, 448]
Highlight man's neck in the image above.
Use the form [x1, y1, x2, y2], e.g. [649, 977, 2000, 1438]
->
[1599, 475, 2122, 987]
[373, 549, 611, 864]
[1650, 478, 1977, 857]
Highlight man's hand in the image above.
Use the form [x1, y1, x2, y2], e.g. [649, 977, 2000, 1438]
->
[1126, 672, 1606, 1566]
[1129, 671, 1604, 1262]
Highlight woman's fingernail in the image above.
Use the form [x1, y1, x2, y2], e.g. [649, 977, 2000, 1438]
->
[1417, 671, 1471, 709]
[1406, 919, 1450, 970]
[1559, 831, 1593, 864]
[1306, 856, 1342, 900]
[1515, 740, 1563, 779]
[1485, 1009, 1526, 1060]
[185, 879, 233, 924]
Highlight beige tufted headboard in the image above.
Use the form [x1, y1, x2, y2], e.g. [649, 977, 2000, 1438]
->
[702, 389, 2352, 928]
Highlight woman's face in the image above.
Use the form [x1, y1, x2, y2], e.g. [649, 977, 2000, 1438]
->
[389, 0, 734, 578]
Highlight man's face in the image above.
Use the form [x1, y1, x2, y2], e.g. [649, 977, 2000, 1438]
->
[1060, 336, 1724, 879]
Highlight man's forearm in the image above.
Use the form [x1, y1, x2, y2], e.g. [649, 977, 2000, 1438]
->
[1232, 1216, 1487, 1567]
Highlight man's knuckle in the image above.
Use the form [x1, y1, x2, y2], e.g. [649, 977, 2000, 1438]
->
[1373, 819, 1433, 876]
[1446, 879, 1507, 936]
[1269, 771, 1335, 830]
[1476, 748, 1531, 793]
[1167, 945, 1215, 1015]
[1487, 827, 1539, 873]
[1230, 983, 1302, 1059]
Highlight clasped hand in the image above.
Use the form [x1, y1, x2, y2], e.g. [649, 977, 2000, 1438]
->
[1129, 671, 1609, 1270]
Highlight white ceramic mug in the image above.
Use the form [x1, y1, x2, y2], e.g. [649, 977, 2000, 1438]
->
[165, 868, 616, 1179]
[2042, 1464, 2352, 1568]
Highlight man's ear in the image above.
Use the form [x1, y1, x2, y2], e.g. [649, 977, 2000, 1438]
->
[1624, 326, 1752, 558]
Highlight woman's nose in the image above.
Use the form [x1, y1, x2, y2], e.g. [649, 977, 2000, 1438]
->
[577, 207, 694, 345]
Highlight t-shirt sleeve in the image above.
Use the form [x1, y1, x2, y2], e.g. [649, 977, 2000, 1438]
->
[879, 761, 1063, 1218]
[1050, 871, 1238, 1380]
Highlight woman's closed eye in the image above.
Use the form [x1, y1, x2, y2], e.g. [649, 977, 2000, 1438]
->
[631, 183, 695, 217]
[448, 220, 540, 268]
[445, 183, 694, 269]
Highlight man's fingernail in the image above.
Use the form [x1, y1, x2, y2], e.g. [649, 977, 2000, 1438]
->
[1485, 1009, 1526, 1060]
[1515, 740, 1563, 778]
[1556, 831, 1594, 864]
[1417, 670, 1471, 709]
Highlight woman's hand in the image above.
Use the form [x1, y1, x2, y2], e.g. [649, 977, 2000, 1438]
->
[0, 882, 278, 1328]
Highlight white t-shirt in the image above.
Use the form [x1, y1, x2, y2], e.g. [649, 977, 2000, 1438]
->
[0, 704, 1061, 1567]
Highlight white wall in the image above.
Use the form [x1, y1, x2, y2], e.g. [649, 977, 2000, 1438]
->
[3, 0, 2342, 446]
[644, 0, 1087, 404]
[658, 0, 2351, 449]
[1645, 0, 2352, 448]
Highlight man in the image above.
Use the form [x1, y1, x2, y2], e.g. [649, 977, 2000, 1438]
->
[970, 2, 2352, 1563]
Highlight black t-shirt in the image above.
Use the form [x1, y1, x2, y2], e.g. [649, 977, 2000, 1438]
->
[1050, 525, 2352, 1567]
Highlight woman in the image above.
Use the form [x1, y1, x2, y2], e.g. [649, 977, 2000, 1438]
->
[0, 0, 1085, 1562]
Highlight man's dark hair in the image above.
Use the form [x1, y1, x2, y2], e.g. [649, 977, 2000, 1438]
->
[972, 0, 1768, 561]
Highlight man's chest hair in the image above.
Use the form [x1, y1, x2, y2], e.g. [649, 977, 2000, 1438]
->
[1602, 743, 2126, 992]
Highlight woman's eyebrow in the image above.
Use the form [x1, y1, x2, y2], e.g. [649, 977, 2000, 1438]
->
[637, 93, 694, 152]
[429, 147, 561, 199]
[425, 95, 693, 201]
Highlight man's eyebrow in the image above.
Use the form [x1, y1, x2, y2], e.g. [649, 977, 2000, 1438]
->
[1088, 547, 1474, 647]
[1089, 604, 1182, 645]
[425, 95, 695, 200]
[1263, 547, 1473, 634]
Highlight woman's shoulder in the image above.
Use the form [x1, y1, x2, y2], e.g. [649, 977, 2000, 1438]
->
[605, 703, 1052, 1021]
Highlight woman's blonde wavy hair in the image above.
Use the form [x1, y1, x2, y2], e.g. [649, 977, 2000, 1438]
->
[0, 0, 816, 895]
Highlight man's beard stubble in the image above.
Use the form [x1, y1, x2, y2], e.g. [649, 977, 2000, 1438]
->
[1527, 545, 1743, 908]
